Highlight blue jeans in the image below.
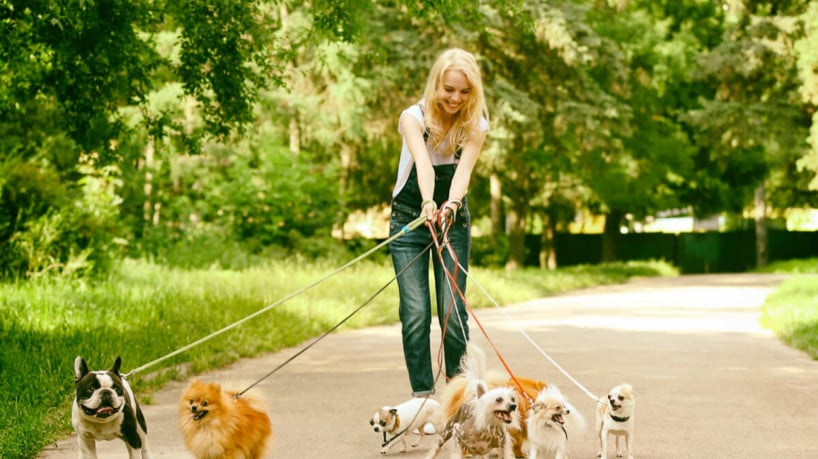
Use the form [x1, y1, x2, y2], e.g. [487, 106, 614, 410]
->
[389, 198, 471, 396]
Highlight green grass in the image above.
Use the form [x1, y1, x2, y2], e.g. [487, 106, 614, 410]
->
[0, 257, 676, 459]
[757, 257, 818, 360]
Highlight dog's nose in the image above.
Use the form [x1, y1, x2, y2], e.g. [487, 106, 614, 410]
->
[510, 404, 517, 412]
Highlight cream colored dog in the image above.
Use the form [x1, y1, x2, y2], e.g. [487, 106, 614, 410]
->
[595, 384, 636, 459]
[526, 384, 585, 459]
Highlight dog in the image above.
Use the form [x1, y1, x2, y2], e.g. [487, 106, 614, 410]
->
[369, 397, 441, 455]
[596, 383, 636, 459]
[485, 373, 547, 457]
[72, 356, 152, 459]
[425, 343, 518, 459]
[179, 379, 273, 459]
[526, 385, 585, 459]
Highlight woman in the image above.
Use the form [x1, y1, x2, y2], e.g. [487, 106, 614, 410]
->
[388, 48, 489, 397]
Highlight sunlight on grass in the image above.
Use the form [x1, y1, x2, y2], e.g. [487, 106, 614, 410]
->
[760, 275, 818, 359]
[757, 258, 818, 360]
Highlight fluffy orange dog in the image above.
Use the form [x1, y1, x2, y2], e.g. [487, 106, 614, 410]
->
[486, 374, 547, 458]
[179, 380, 273, 459]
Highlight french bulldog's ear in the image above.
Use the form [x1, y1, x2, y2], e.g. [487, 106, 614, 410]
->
[74, 356, 89, 382]
[111, 356, 122, 375]
[389, 408, 398, 415]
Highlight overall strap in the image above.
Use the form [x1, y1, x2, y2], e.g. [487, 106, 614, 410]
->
[417, 104, 462, 161]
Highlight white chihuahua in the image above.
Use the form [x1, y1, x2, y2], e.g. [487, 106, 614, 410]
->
[596, 384, 636, 459]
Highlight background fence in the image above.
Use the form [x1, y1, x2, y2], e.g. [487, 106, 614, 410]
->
[520, 229, 818, 273]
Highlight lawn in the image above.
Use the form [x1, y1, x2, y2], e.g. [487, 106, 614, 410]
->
[757, 257, 818, 360]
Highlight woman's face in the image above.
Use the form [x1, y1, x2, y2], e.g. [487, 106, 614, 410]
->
[437, 70, 471, 117]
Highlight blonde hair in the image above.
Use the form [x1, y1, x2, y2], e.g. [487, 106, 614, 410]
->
[421, 48, 489, 156]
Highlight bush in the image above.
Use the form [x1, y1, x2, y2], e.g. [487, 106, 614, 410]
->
[0, 156, 121, 279]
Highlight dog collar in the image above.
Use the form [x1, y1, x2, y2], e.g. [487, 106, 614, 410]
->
[547, 422, 568, 439]
[610, 414, 630, 423]
[381, 414, 402, 448]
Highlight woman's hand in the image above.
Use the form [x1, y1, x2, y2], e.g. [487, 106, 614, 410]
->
[438, 199, 461, 231]
[421, 200, 437, 221]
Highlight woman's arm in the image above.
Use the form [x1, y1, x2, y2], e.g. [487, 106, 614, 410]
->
[399, 112, 438, 219]
[447, 129, 487, 202]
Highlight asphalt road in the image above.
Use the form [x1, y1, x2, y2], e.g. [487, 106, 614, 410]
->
[39, 273, 818, 458]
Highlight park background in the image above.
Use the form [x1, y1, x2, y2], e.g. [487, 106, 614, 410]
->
[2, 0, 818, 458]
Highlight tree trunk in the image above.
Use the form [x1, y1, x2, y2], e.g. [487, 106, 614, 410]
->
[142, 138, 160, 226]
[281, 2, 300, 155]
[505, 201, 527, 270]
[602, 209, 623, 263]
[539, 213, 556, 270]
[490, 174, 503, 237]
[754, 184, 767, 268]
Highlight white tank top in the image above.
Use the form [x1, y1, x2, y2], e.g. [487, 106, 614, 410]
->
[391, 104, 488, 197]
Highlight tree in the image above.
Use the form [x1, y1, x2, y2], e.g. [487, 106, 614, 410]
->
[685, 0, 814, 267]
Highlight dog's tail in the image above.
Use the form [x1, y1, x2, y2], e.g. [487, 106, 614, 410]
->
[459, 341, 487, 382]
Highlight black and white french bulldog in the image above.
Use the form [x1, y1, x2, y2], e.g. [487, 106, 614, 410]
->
[72, 356, 152, 459]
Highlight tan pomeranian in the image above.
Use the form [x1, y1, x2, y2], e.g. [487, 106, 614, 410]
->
[179, 379, 273, 459]
[526, 384, 585, 459]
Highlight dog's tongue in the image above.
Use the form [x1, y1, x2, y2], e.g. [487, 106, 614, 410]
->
[495, 411, 513, 423]
[96, 407, 114, 418]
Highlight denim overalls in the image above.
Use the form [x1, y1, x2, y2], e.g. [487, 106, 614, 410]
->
[388, 158, 471, 397]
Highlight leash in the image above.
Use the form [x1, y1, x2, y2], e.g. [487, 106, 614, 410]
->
[233, 240, 433, 398]
[124, 214, 428, 378]
[455, 258, 603, 405]
[426, 213, 535, 405]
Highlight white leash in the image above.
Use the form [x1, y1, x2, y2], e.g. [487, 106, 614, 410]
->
[458, 261, 604, 404]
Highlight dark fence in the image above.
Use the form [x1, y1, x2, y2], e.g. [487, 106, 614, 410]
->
[520, 229, 818, 274]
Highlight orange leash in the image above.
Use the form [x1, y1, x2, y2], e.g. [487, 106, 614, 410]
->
[427, 210, 534, 405]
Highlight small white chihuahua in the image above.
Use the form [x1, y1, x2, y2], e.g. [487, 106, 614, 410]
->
[596, 383, 636, 459]
[369, 397, 440, 455]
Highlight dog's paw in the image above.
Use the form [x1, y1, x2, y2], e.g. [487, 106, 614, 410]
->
[616, 453, 624, 458]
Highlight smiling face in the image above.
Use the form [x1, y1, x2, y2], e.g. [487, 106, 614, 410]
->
[436, 70, 472, 118]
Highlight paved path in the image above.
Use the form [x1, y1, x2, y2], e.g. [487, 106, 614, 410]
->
[39, 273, 818, 458]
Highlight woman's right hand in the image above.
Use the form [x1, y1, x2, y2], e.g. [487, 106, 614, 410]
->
[421, 200, 437, 221]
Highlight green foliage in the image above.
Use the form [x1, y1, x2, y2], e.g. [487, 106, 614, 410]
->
[0, 155, 122, 279]
[132, 134, 342, 267]
[1, 0, 817, 284]
[171, 0, 271, 138]
[472, 233, 511, 267]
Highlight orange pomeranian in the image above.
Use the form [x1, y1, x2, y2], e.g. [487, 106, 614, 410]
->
[179, 379, 273, 459]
